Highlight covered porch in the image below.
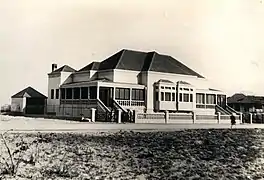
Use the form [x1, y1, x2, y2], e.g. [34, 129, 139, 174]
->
[60, 80, 146, 108]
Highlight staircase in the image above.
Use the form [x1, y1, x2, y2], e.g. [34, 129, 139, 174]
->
[215, 104, 240, 115]
[215, 105, 231, 115]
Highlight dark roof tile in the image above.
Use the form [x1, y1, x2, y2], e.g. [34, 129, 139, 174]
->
[49, 65, 76, 75]
[78, 62, 100, 72]
[78, 49, 204, 78]
[12, 87, 47, 98]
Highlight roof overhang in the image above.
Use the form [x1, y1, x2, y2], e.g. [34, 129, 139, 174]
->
[60, 80, 145, 89]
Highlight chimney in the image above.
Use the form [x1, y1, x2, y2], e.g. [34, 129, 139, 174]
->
[52, 64, 57, 72]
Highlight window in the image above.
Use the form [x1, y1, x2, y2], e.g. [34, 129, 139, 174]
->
[89, 86, 97, 99]
[172, 93, 175, 101]
[116, 88, 130, 100]
[180, 88, 183, 90]
[115, 88, 120, 99]
[66, 88, 72, 99]
[196, 93, 205, 104]
[165, 87, 171, 89]
[73, 88, 80, 99]
[161, 92, 164, 101]
[161, 86, 164, 89]
[155, 92, 159, 101]
[179, 93, 183, 102]
[183, 94, 189, 102]
[51, 89, 54, 99]
[165, 92, 171, 101]
[61, 88, 65, 99]
[206, 94, 216, 104]
[56, 89, 59, 99]
[190, 89, 193, 91]
[124, 89, 130, 100]
[132, 89, 144, 101]
[183, 88, 189, 91]
[81, 87, 88, 99]
[172, 87, 175, 90]
[190, 94, 193, 102]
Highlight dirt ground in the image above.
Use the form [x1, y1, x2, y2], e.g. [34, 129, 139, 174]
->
[0, 129, 264, 180]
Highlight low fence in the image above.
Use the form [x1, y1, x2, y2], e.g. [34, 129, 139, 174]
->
[46, 104, 96, 120]
[135, 112, 241, 124]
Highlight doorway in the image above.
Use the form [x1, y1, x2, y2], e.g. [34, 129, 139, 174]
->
[99, 87, 113, 107]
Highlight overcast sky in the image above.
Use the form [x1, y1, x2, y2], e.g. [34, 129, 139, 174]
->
[1, 0, 264, 105]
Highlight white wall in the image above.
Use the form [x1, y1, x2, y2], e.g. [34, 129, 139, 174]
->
[146, 71, 212, 112]
[47, 74, 61, 106]
[72, 72, 90, 83]
[47, 71, 73, 108]
[97, 70, 114, 81]
[11, 97, 26, 112]
[113, 69, 140, 84]
[61, 72, 73, 85]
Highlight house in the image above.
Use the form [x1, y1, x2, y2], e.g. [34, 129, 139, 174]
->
[11, 86, 47, 115]
[227, 93, 264, 113]
[46, 49, 232, 120]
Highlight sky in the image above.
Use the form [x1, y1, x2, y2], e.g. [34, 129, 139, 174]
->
[1, 0, 264, 105]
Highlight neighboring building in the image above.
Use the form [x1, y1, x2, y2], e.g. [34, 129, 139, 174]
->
[227, 93, 264, 113]
[11, 86, 47, 115]
[47, 49, 231, 119]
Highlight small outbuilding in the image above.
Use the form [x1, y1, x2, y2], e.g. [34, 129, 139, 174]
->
[11, 86, 47, 115]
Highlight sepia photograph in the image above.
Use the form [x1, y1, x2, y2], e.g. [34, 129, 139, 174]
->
[1, 0, 264, 179]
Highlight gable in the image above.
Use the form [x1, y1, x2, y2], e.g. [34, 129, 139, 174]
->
[49, 65, 76, 75]
[12, 87, 47, 99]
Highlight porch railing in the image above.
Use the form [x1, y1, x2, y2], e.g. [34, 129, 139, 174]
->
[116, 100, 145, 107]
[113, 99, 127, 113]
[196, 104, 215, 109]
[60, 99, 97, 105]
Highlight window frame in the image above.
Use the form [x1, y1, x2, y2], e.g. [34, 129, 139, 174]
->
[51, 89, 54, 99]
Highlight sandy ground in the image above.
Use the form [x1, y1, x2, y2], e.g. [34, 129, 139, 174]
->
[0, 115, 263, 133]
[0, 129, 263, 179]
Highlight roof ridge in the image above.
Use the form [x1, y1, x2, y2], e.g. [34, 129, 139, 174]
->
[114, 49, 126, 69]
[147, 51, 157, 71]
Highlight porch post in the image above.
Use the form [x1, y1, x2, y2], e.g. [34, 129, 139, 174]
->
[80, 87, 82, 100]
[72, 88, 74, 99]
[113, 87, 115, 100]
[130, 88, 132, 106]
[204, 93, 206, 108]
[97, 85, 100, 99]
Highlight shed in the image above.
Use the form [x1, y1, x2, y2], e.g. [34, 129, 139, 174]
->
[11, 87, 47, 115]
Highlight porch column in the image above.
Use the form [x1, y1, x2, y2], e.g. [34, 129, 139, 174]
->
[204, 94, 206, 107]
[113, 87, 115, 100]
[97, 86, 100, 99]
[130, 88, 132, 106]
[88, 86, 90, 99]
[80, 87, 82, 100]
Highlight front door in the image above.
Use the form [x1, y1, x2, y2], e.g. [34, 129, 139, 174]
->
[217, 95, 226, 108]
[99, 87, 113, 107]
